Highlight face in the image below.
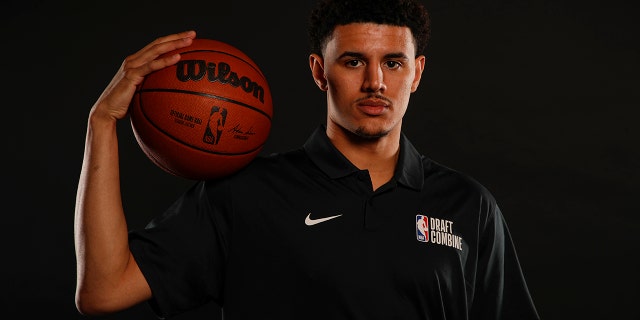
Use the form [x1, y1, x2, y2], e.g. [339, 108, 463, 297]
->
[310, 23, 425, 139]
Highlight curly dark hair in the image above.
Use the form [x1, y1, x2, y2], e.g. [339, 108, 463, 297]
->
[308, 0, 431, 57]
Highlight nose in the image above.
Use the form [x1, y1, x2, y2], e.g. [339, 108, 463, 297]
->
[362, 64, 386, 93]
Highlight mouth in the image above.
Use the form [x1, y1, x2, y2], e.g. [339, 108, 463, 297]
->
[356, 97, 390, 116]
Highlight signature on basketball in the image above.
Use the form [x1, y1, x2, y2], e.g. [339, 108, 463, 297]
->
[229, 124, 256, 140]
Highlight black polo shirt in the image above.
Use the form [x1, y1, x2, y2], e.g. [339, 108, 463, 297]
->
[129, 125, 539, 320]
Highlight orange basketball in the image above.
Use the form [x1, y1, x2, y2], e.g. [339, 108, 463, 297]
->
[130, 38, 272, 180]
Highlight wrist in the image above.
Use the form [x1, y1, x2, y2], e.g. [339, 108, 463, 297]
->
[88, 103, 119, 130]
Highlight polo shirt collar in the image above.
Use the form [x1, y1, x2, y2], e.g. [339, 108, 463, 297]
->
[303, 125, 424, 191]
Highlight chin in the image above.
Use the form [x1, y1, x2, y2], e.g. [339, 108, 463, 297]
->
[353, 126, 390, 139]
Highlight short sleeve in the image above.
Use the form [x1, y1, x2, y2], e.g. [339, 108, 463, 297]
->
[129, 180, 232, 318]
[470, 198, 540, 320]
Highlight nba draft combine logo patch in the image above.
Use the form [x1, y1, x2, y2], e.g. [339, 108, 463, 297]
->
[416, 215, 463, 251]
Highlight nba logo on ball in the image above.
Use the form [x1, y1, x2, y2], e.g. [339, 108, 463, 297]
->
[203, 106, 227, 145]
[130, 38, 273, 180]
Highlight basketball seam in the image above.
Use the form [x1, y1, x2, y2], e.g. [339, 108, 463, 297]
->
[137, 88, 272, 121]
[133, 91, 268, 156]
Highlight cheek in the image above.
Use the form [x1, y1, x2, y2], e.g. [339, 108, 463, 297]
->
[327, 72, 358, 93]
[394, 84, 413, 115]
[404, 74, 421, 97]
[326, 75, 359, 104]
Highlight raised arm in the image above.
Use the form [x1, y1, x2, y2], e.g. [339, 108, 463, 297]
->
[74, 31, 196, 315]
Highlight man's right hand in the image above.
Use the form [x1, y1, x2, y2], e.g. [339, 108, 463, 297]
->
[90, 30, 196, 123]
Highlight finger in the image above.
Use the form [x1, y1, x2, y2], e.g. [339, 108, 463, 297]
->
[122, 33, 196, 85]
[144, 30, 196, 49]
[92, 31, 198, 121]
[137, 30, 197, 57]
[126, 30, 197, 69]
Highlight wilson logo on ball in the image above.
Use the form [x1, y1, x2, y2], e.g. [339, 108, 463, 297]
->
[176, 60, 266, 103]
[130, 38, 272, 180]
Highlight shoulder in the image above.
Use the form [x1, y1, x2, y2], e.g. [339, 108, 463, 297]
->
[420, 158, 505, 237]
[203, 148, 311, 188]
[423, 158, 498, 209]
[238, 148, 310, 177]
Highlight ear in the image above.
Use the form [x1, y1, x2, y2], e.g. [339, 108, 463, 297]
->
[309, 53, 328, 91]
[410, 55, 426, 92]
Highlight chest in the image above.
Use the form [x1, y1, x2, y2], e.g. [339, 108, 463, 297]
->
[227, 175, 477, 292]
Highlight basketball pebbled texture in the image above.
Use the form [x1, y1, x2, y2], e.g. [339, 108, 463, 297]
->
[130, 38, 273, 180]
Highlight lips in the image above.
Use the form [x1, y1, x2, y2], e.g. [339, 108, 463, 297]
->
[357, 99, 389, 116]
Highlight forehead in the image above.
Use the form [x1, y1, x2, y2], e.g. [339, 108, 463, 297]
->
[324, 23, 416, 56]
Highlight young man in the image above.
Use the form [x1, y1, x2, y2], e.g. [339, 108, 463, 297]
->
[74, 0, 540, 319]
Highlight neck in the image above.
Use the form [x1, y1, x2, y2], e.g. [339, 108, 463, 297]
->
[326, 124, 401, 190]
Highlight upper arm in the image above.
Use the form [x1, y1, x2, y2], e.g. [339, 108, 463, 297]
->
[75, 251, 152, 316]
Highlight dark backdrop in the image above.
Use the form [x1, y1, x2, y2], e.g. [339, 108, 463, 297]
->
[3, 0, 638, 319]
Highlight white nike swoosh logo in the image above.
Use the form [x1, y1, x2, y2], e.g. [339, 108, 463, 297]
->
[305, 213, 343, 226]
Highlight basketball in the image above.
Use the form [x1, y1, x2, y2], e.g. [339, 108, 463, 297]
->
[130, 38, 273, 180]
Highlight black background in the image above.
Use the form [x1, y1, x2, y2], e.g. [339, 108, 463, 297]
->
[2, 0, 638, 319]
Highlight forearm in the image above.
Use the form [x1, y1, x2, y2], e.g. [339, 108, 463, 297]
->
[74, 107, 137, 311]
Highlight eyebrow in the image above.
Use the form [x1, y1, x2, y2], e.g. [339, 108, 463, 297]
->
[338, 51, 410, 60]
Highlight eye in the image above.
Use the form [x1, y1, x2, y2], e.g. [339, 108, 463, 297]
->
[384, 61, 402, 69]
[346, 60, 364, 67]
